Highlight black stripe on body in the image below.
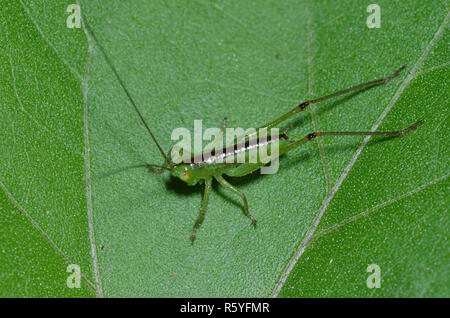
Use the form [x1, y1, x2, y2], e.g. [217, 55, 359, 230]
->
[175, 133, 288, 167]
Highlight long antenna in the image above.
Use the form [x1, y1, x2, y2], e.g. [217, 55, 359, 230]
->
[82, 16, 171, 166]
[93, 163, 171, 181]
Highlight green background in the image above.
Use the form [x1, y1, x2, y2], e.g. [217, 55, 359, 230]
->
[0, 0, 448, 297]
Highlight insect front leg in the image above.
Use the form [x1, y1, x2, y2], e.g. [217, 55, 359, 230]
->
[214, 175, 257, 227]
[190, 178, 213, 244]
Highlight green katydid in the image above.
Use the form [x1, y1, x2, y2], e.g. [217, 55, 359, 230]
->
[85, 21, 423, 244]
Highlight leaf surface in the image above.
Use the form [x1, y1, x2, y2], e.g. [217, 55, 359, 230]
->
[1, 0, 448, 297]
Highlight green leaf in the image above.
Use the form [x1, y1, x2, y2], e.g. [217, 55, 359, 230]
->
[1, 0, 94, 297]
[1, 0, 448, 297]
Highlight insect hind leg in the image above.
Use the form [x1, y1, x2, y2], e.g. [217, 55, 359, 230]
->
[257, 65, 407, 132]
[283, 120, 423, 154]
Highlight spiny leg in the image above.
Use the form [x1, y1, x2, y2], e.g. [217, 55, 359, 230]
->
[258, 65, 407, 133]
[284, 120, 423, 153]
[214, 175, 257, 227]
[190, 178, 213, 244]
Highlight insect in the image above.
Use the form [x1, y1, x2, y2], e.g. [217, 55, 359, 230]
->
[85, 21, 423, 243]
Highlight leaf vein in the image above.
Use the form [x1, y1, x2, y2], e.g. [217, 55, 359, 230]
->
[271, 11, 449, 297]
[313, 173, 449, 239]
[0, 180, 97, 294]
[79, 9, 104, 298]
[19, 0, 83, 82]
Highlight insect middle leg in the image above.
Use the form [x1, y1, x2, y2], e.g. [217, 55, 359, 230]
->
[215, 174, 257, 227]
[190, 178, 213, 244]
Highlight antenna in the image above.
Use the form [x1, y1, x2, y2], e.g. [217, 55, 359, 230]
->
[82, 16, 171, 166]
[93, 163, 171, 181]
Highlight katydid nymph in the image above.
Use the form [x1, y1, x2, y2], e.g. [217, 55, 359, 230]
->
[85, 21, 423, 244]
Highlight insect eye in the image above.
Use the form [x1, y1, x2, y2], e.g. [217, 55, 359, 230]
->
[180, 170, 190, 181]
